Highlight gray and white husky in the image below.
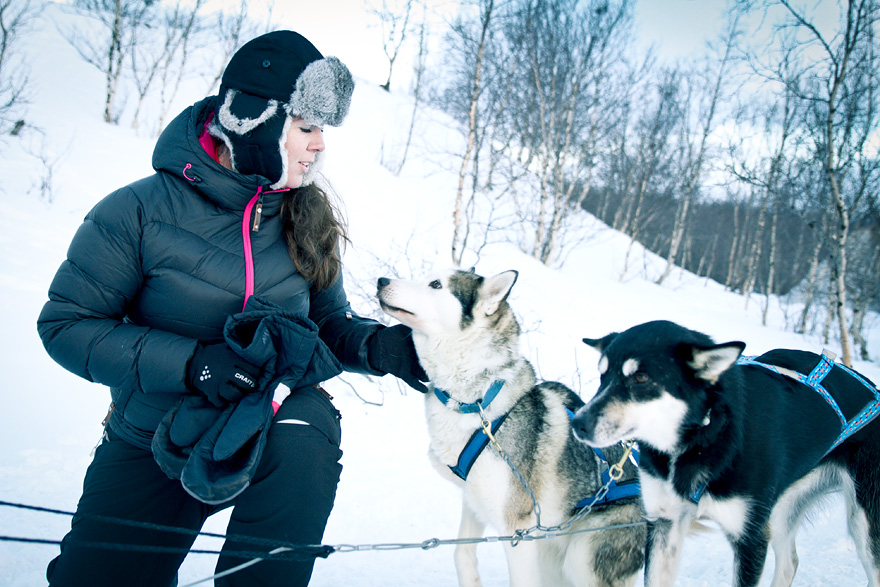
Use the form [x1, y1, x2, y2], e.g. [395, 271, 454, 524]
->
[377, 268, 645, 587]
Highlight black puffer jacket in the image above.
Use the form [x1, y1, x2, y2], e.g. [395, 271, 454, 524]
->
[37, 97, 383, 450]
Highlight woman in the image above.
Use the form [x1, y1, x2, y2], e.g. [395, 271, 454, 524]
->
[37, 30, 426, 586]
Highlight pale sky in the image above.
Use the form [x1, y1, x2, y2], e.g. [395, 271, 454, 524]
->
[223, 0, 730, 89]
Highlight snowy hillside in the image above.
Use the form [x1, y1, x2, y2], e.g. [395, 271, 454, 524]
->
[1, 4, 878, 586]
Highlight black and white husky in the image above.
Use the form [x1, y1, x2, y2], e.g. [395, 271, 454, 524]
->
[571, 319, 880, 587]
[377, 269, 645, 587]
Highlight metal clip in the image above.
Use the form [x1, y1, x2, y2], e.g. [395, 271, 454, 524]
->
[478, 403, 503, 452]
[609, 440, 635, 482]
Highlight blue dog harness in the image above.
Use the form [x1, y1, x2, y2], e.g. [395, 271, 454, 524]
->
[434, 379, 507, 480]
[449, 410, 510, 480]
[687, 352, 880, 504]
[563, 406, 641, 507]
[445, 388, 640, 508]
[434, 380, 505, 414]
[575, 443, 642, 508]
[736, 352, 880, 453]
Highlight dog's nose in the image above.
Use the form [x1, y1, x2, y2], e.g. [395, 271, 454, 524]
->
[571, 408, 596, 444]
[377, 277, 390, 288]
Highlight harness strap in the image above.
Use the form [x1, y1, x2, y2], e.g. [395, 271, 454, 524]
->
[688, 353, 880, 505]
[575, 445, 641, 508]
[688, 484, 708, 504]
[448, 412, 510, 481]
[433, 380, 505, 414]
[737, 353, 880, 453]
[564, 407, 641, 507]
[737, 354, 844, 423]
[449, 403, 642, 511]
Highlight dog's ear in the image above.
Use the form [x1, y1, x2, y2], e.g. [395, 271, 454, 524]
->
[684, 341, 746, 384]
[481, 270, 518, 316]
[582, 334, 617, 353]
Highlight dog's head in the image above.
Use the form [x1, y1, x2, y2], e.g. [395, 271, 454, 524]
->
[376, 268, 518, 338]
[571, 320, 744, 453]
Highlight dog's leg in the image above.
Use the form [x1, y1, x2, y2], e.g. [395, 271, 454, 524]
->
[767, 483, 814, 587]
[731, 528, 770, 587]
[454, 500, 485, 587]
[843, 466, 880, 587]
[561, 532, 640, 587]
[767, 517, 799, 587]
[502, 539, 542, 587]
[644, 517, 688, 587]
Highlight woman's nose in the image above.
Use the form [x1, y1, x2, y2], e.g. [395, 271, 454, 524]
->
[311, 130, 325, 152]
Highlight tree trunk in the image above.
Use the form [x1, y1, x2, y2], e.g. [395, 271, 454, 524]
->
[451, 0, 494, 266]
[103, 0, 124, 123]
[743, 190, 768, 308]
[657, 13, 738, 285]
[762, 207, 779, 326]
[797, 223, 825, 334]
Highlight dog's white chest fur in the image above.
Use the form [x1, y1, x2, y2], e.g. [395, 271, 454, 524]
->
[641, 473, 751, 539]
[423, 399, 487, 470]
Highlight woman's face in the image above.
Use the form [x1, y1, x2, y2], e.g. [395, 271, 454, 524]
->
[284, 117, 325, 189]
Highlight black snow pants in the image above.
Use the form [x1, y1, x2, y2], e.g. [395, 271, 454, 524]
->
[46, 386, 343, 587]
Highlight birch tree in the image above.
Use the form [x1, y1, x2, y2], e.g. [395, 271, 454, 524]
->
[129, 0, 207, 132]
[504, 0, 633, 265]
[656, 9, 741, 284]
[66, 0, 158, 123]
[449, 0, 495, 266]
[0, 0, 39, 136]
[369, 0, 414, 92]
[396, 4, 428, 174]
[771, 0, 880, 366]
[728, 55, 802, 314]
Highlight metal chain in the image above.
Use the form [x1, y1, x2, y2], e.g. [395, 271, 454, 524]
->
[477, 403, 635, 542]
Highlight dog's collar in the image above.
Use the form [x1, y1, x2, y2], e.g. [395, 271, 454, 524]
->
[433, 380, 506, 414]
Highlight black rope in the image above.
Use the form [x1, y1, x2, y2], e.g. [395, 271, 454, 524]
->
[0, 500, 333, 561]
[0, 534, 332, 561]
[1, 497, 646, 562]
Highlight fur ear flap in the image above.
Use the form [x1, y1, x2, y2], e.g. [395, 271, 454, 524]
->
[685, 341, 746, 384]
[481, 270, 518, 316]
[582, 334, 617, 353]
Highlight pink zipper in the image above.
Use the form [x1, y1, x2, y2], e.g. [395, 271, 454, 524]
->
[240, 186, 289, 311]
[241, 187, 262, 311]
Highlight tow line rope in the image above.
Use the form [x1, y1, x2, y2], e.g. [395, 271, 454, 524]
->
[1, 483, 645, 586]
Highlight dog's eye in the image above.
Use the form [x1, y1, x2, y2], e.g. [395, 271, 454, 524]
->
[429, 280, 442, 289]
[634, 373, 649, 383]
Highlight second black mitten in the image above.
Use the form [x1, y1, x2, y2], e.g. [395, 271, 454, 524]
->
[187, 342, 263, 407]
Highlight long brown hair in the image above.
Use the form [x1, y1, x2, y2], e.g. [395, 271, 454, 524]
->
[215, 139, 348, 290]
[281, 183, 349, 290]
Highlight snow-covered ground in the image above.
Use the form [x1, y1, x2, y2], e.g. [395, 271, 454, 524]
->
[2, 4, 878, 585]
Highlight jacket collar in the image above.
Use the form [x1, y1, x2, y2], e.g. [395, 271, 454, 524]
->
[152, 97, 289, 216]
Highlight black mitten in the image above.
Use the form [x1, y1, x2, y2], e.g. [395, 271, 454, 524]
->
[187, 342, 263, 407]
[367, 324, 429, 393]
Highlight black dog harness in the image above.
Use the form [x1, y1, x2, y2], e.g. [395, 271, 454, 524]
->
[688, 352, 880, 504]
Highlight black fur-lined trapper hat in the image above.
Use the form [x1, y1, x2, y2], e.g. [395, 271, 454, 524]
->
[209, 30, 354, 189]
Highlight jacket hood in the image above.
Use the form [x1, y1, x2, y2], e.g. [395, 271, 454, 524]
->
[152, 97, 288, 216]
